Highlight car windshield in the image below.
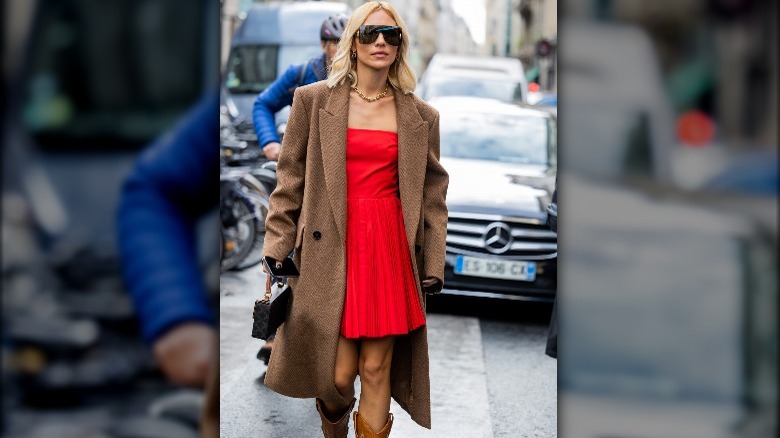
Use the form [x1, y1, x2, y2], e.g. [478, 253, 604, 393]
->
[224, 45, 277, 93]
[440, 111, 550, 164]
[224, 44, 322, 94]
[20, 0, 205, 149]
[426, 77, 522, 102]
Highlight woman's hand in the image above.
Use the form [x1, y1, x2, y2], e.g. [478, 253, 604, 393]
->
[262, 142, 282, 160]
[153, 322, 216, 388]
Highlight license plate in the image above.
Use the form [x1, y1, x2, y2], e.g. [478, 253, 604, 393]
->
[454, 256, 536, 282]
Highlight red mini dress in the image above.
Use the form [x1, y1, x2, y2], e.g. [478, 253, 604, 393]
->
[339, 128, 427, 339]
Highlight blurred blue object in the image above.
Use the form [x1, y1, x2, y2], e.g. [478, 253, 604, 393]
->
[117, 92, 219, 345]
[706, 150, 779, 196]
[535, 93, 557, 107]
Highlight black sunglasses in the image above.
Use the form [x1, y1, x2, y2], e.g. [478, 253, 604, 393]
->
[357, 25, 402, 46]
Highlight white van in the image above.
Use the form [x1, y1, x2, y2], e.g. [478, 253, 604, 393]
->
[417, 54, 529, 103]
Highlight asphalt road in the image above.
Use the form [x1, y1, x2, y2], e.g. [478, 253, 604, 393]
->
[220, 264, 557, 437]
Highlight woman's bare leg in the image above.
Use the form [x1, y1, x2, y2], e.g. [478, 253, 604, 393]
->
[321, 335, 359, 418]
[357, 336, 395, 432]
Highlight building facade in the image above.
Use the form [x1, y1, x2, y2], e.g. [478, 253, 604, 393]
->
[484, 0, 557, 90]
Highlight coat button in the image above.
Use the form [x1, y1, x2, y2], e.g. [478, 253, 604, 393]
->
[415, 244, 422, 253]
[313, 231, 322, 240]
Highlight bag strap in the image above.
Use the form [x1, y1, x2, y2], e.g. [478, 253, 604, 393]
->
[263, 272, 287, 302]
[263, 275, 272, 301]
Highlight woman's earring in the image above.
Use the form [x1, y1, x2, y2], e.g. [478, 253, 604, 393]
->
[351, 51, 357, 59]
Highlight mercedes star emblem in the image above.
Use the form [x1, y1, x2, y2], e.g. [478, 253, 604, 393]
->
[483, 222, 513, 254]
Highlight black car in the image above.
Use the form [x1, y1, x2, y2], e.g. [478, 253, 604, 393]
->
[429, 97, 557, 301]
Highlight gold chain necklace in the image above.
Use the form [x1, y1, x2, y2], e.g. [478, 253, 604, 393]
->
[352, 83, 389, 102]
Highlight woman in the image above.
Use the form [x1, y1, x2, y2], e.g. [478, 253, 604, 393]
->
[261, 2, 448, 437]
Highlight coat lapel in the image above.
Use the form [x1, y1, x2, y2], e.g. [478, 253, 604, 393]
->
[395, 89, 429, 251]
[318, 84, 428, 249]
[319, 84, 350, 243]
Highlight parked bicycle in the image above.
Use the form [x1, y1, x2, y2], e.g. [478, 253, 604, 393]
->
[219, 115, 277, 272]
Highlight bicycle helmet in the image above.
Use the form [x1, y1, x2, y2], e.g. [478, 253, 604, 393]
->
[320, 14, 348, 41]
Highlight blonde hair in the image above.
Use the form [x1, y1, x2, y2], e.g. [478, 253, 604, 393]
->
[326, 1, 417, 93]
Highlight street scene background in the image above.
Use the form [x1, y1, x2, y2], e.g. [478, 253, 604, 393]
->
[219, 0, 559, 437]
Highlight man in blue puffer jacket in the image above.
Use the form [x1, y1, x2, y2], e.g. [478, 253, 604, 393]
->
[118, 91, 219, 388]
[253, 14, 347, 160]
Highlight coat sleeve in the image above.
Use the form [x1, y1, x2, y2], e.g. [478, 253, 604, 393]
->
[261, 86, 309, 261]
[252, 65, 300, 148]
[117, 92, 218, 345]
[422, 111, 449, 293]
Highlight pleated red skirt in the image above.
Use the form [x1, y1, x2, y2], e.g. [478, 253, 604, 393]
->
[339, 128, 427, 339]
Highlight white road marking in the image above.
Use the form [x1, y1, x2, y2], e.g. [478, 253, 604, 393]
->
[388, 314, 494, 437]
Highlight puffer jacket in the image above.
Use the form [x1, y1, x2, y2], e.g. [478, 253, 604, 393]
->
[252, 52, 327, 149]
[117, 92, 218, 345]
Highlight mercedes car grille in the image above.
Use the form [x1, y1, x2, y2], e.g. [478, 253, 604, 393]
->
[446, 212, 557, 261]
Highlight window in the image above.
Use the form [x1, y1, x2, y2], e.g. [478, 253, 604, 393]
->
[20, 0, 208, 150]
[224, 45, 278, 94]
[440, 111, 550, 165]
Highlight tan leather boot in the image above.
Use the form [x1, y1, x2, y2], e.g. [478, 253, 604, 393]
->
[316, 397, 356, 438]
[353, 410, 394, 438]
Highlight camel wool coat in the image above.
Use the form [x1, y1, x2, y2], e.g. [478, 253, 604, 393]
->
[260, 80, 449, 429]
